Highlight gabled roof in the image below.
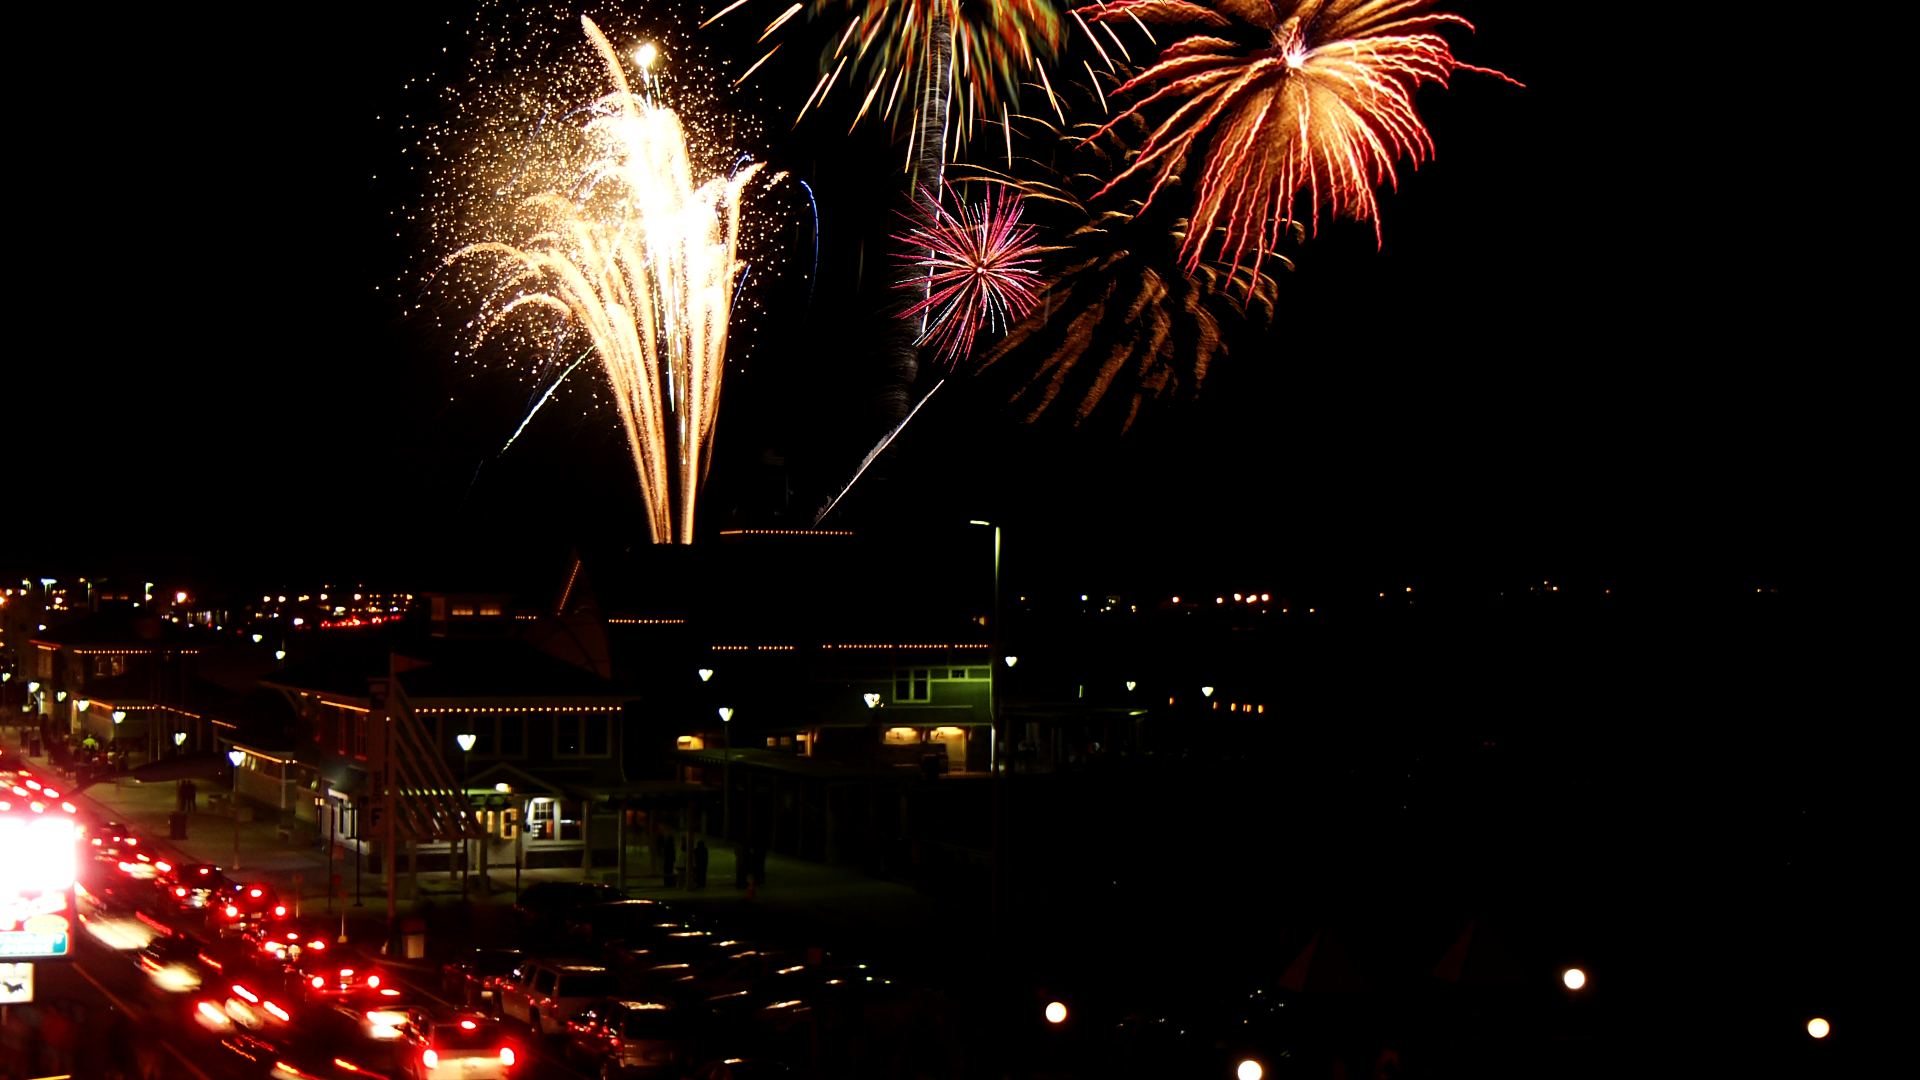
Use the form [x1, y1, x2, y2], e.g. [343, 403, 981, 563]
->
[395, 637, 631, 700]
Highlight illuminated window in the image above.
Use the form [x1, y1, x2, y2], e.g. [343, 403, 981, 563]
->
[479, 603, 503, 617]
[883, 727, 921, 744]
[676, 735, 705, 750]
[450, 604, 475, 617]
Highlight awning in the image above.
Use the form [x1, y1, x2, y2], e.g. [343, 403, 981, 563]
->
[122, 754, 228, 782]
[320, 761, 366, 795]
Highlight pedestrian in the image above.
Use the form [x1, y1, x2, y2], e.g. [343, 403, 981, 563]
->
[186, 778, 199, 811]
[176, 779, 189, 813]
[692, 839, 709, 888]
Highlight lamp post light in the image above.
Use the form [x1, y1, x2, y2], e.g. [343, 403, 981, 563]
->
[174, 731, 187, 747]
[228, 748, 247, 871]
[697, 669, 713, 682]
[456, 733, 477, 896]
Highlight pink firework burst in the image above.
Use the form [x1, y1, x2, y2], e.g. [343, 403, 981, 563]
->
[1078, 0, 1521, 279]
[896, 184, 1048, 367]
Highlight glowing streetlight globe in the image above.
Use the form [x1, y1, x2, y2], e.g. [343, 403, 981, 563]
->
[1043, 1001, 1066, 1024]
[174, 732, 187, 746]
[1004, 656, 1018, 668]
[112, 710, 126, 724]
[1237, 1062, 1264, 1080]
[456, 733, 478, 753]
[718, 707, 733, 722]
[698, 668, 714, 682]
[1807, 1017, 1829, 1039]
[1562, 968, 1586, 990]
[228, 750, 246, 767]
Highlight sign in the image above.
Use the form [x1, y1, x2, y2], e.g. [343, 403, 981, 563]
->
[0, 815, 75, 960]
[0, 962, 31, 1003]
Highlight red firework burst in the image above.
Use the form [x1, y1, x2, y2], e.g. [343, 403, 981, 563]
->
[1078, 0, 1520, 278]
[896, 184, 1048, 367]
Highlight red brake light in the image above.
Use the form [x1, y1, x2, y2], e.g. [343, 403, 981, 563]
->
[157, 861, 171, 872]
[250, 888, 263, 898]
[460, 1020, 477, 1030]
[125, 837, 136, 845]
[340, 969, 354, 978]
[274, 906, 287, 917]
[225, 905, 239, 918]
[176, 888, 188, 897]
[367, 975, 380, 988]
[422, 1049, 439, 1070]
[312, 976, 325, 988]
[499, 1048, 515, 1066]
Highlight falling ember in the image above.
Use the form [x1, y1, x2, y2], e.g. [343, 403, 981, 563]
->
[443, 16, 778, 544]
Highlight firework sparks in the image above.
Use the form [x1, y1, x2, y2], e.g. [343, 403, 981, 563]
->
[708, 0, 1064, 134]
[1078, 0, 1519, 280]
[440, 15, 776, 543]
[895, 183, 1047, 367]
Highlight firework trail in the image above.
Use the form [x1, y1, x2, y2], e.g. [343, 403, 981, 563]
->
[895, 183, 1047, 367]
[443, 15, 778, 544]
[1077, 0, 1518, 283]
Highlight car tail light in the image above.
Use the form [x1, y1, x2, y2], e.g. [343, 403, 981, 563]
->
[499, 1048, 515, 1066]
[175, 888, 188, 897]
[460, 1020, 477, 1030]
[156, 861, 172, 872]
[233, 985, 259, 1003]
[274, 906, 287, 917]
[226, 905, 239, 918]
[196, 1001, 225, 1021]
[340, 969, 354, 978]
[311, 976, 325, 988]
[250, 888, 263, 898]
[124, 836, 135, 844]
[422, 1049, 438, 1070]
[309, 941, 325, 950]
[367, 975, 380, 988]
[266, 1001, 290, 1021]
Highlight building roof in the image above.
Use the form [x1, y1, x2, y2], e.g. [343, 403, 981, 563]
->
[30, 608, 215, 651]
[396, 638, 632, 700]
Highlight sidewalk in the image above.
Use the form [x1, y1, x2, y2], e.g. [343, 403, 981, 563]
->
[15, 738, 956, 977]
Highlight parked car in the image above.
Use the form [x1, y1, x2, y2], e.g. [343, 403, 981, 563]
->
[688, 1060, 793, 1080]
[513, 881, 624, 929]
[498, 959, 627, 1036]
[442, 948, 526, 1012]
[397, 1010, 521, 1080]
[564, 998, 703, 1079]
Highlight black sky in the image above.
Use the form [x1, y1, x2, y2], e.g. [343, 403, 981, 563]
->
[10, 2, 1865, 595]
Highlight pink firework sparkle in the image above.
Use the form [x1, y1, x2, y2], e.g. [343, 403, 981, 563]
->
[896, 185, 1047, 367]
[1078, 0, 1521, 280]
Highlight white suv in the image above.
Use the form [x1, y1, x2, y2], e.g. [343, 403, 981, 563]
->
[498, 960, 626, 1036]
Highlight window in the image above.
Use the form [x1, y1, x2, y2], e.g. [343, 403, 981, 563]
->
[554, 714, 610, 757]
[451, 603, 475, 616]
[499, 716, 525, 756]
[431, 597, 446, 620]
[894, 669, 931, 702]
[527, 799, 556, 840]
[479, 603, 503, 616]
[93, 655, 126, 677]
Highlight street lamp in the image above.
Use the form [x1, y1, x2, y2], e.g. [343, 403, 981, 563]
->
[718, 707, 733, 843]
[174, 731, 187, 747]
[1201, 686, 1214, 698]
[112, 710, 126, 724]
[228, 749, 247, 871]
[456, 733, 477, 895]
[697, 669, 713, 682]
[76, 700, 89, 712]
[1044, 1001, 1067, 1024]
[26, 682, 39, 694]
[1562, 968, 1586, 990]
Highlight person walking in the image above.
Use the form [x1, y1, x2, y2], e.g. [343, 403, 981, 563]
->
[186, 778, 199, 811]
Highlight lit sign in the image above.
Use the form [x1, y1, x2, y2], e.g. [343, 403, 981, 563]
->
[0, 815, 76, 959]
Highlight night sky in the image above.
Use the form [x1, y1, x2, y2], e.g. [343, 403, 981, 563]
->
[13, 3, 1854, 596]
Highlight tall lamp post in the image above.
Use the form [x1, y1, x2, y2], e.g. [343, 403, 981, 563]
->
[228, 748, 246, 871]
[456, 733, 477, 897]
[969, 519, 1005, 938]
[718, 708, 734, 842]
